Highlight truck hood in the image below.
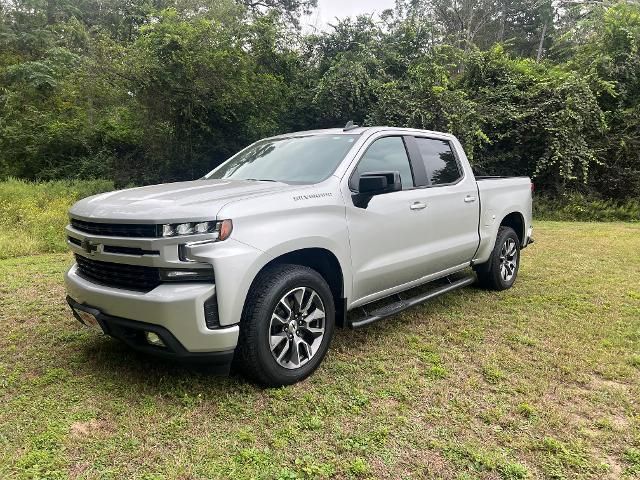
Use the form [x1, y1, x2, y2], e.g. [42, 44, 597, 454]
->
[69, 179, 292, 222]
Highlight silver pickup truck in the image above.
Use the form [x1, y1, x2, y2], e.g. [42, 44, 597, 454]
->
[65, 126, 533, 386]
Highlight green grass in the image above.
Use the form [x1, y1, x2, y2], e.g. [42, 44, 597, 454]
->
[1, 222, 639, 479]
[0, 179, 113, 260]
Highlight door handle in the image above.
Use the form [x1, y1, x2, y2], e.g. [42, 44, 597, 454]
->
[410, 201, 427, 210]
[464, 195, 477, 203]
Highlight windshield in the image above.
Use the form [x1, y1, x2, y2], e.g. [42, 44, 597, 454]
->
[205, 134, 359, 184]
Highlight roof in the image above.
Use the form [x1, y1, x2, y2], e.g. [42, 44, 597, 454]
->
[268, 126, 455, 140]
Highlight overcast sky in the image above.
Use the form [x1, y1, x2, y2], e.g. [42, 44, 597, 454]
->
[303, 0, 397, 31]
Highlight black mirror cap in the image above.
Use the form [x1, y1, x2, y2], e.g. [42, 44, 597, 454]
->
[357, 171, 402, 195]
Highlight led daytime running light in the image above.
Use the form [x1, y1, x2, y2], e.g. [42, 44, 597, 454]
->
[161, 221, 216, 237]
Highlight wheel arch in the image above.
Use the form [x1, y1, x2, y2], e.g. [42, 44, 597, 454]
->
[248, 247, 348, 328]
[474, 208, 527, 265]
[499, 211, 525, 246]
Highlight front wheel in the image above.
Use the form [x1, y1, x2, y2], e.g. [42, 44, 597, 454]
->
[236, 264, 335, 387]
[475, 226, 521, 290]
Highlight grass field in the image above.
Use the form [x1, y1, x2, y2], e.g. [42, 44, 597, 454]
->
[1, 221, 639, 479]
[0, 179, 113, 260]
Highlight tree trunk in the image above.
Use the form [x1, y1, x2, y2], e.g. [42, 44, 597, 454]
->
[498, 5, 505, 42]
[536, 20, 548, 62]
[46, 0, 56, 25]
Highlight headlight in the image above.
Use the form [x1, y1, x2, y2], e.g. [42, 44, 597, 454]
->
[161, 220, 232, 240]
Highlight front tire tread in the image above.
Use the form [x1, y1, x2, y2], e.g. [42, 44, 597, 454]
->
[236, 264, 334, 387]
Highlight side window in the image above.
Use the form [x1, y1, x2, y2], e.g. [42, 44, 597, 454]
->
[415, 138, 461, 185]
[352, 137, 414, 190]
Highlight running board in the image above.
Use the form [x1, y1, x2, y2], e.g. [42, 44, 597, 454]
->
[347, 275, 476, 329]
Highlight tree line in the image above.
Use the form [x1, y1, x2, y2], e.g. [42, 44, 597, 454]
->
[1, 0, 638, 200]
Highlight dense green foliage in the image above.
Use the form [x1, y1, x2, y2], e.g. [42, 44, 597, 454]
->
[1, 0, 639, 201]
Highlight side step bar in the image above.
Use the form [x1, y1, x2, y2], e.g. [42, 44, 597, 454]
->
[347, 275, 476, 329]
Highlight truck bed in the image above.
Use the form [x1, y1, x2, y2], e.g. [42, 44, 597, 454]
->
[473, 176, 533, 263]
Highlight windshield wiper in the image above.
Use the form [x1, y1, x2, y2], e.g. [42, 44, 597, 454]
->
[246, 178, 278, 182]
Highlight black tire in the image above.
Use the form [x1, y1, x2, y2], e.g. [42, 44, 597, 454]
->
[474, 226, 521, 291]
[236, 264, 335, 387]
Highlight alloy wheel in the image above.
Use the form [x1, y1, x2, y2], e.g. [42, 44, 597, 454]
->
[499, 238, 518, 282]
[268, 287, 326, 369]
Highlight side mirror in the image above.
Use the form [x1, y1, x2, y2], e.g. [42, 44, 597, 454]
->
[357, 171, 402, 195]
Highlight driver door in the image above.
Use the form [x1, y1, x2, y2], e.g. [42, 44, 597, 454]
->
[344, 135, 431, 304]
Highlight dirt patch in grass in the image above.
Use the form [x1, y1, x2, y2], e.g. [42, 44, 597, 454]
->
[69, 419, 114, 438]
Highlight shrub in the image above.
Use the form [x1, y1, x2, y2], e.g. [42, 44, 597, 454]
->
[534, 193, 640, 222]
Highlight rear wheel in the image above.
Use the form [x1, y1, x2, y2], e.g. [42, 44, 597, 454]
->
[475, 226, 520, 290]
[236, 264, 335, 387]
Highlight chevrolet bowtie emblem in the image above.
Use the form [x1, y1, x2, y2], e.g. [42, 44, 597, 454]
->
[81, 239, 100, 255]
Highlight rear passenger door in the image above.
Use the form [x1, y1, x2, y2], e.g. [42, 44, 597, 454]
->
[412, 136, 480, 275]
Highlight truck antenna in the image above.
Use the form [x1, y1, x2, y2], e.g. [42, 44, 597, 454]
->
[343, 120, 359, 131]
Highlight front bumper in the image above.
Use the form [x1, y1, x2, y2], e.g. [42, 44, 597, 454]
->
[67, 296, 234, 367]
[65, 264, 239, 354]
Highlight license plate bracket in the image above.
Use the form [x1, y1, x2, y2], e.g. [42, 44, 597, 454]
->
[69, 302, 104, 333]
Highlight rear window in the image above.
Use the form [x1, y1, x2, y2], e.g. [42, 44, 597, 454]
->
[415, 138, 462, 185]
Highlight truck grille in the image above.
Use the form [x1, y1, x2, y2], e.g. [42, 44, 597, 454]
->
[75, 254, 161, 291]
[71, 218, 160, 238]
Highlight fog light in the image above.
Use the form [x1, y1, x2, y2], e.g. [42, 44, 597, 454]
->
[145, 331, 165, 347]
[159, 266, 215, 282]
